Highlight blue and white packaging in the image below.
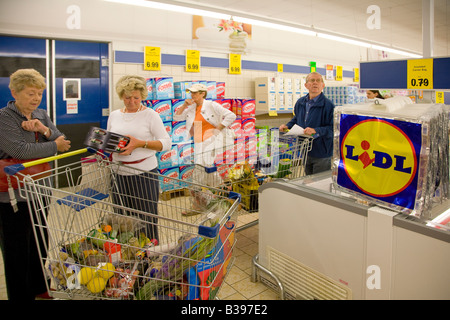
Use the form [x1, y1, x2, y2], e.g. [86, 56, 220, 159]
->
[206, 81, 217, 99]
[174, 81, 192, 99]
[178, 141, 194, 165]
[179, 165, 195, 187]
[152, 77, 174, 100]
[145, 78, 154, 100]
[158, 167, 180, 192]
[152, 99, 172, 122]
[172, 121, 189, 143]
[157, 144, 178, 169]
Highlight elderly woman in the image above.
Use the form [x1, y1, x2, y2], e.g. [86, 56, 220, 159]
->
[107, 75, 171, 241]
[0, 68, 71, 300]
[174, 83, 236, 216]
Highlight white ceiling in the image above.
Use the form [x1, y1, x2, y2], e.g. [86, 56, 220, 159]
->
[152, 0, 450, 57]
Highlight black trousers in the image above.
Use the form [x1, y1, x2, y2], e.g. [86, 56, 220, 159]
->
[111, 169, 160, 241]
[0, 201, 48, 300]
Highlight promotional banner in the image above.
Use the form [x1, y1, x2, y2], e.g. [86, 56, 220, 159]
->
[333, 102, 449, 217]
[336, 114, 422, 211]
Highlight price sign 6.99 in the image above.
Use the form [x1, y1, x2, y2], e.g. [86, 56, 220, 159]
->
[229, 54, 241, 75]
[186, 50, 200, 73]
[144, 46, 161, 71]
[407, 58, 433, 89]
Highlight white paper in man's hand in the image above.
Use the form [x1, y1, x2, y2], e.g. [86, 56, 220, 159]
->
[284, 124, 304, 135]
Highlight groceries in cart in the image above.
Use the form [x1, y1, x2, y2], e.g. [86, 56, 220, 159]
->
[9, 149, 241, 300]
[84, 126, 130, 153]
[47, 205, 236, 300]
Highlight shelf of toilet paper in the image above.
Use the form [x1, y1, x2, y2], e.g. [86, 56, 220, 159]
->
[323, 85, 367, 106]
[332, 96, 449, 219]
[145, 97, 257, 194]
[254, 77, 308, 114]
[145, 77, 225, 101]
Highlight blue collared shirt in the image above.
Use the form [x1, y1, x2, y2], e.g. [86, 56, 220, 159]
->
[305, 95, 320, 122]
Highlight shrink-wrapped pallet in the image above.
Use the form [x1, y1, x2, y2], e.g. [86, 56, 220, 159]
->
[332, 96, 449, 218]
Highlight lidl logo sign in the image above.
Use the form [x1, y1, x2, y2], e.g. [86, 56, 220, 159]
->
[337, 114, 422, 210]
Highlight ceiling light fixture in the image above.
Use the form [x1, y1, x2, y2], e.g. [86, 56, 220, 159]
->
[103, 0, 422, 59]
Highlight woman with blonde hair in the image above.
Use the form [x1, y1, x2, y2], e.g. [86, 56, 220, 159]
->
[107, 75, 171, 241]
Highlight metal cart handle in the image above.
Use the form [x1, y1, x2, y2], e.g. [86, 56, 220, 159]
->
[3, 147, 97, 176]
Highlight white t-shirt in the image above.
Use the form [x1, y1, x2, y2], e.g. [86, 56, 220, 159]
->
[107, 107, 171, 175]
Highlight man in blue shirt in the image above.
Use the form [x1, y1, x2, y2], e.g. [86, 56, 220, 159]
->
[279, 72, 335, 175]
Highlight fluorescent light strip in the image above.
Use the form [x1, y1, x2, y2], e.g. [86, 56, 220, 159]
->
[104, 0, 422, 58]
[317, 33, 371, 48]
[234, 16, 316, 37]
[104, 0, 230, 20]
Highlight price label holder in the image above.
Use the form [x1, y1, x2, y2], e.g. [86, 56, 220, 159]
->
[407, 58, 433, 89]
[353, 67, 360, 82]
[335, 66, 343, 81]
[144, 46, 161, 71]
[229, 54, 241, 74]
[436, 91, 445, 104]
[186, 50, 200, 73]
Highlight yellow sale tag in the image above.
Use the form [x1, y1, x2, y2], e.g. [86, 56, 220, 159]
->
[269, 110, 277, 116]
[436, 91, 445, 103]
[185, 50, 200, 73]
[144, 46, 161, 71]
[277, 64, 283, 72]
[229, 54, 241, 74]
[353, 67, 360, 82]
[336, 66, 343, 81]
[407, 58, 433, 89]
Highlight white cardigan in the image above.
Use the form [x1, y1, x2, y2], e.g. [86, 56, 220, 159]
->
[173, 99, 236, 137]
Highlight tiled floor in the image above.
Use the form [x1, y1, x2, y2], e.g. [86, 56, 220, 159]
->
[0, 212, 278, 301]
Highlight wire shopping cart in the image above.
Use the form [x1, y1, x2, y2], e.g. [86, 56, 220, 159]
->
[4, 148, 240, 300]
[188, 130, 314, 217]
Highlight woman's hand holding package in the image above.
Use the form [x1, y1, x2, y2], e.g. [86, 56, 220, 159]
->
[55, 135, 71, 153]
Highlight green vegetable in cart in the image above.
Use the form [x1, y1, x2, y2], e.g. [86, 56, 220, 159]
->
[117, 231, 134, 244]
[87, 229, 108, 248]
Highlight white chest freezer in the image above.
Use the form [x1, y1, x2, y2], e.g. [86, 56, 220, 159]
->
[255, 171, 450, 300]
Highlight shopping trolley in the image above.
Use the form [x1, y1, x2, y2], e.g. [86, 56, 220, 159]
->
[4, 148, 240, 300]
[187, 129, 313, 217]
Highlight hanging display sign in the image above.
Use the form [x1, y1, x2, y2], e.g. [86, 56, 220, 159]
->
[144, 46, 161, 71]
[185, 50, 200, 73]
[436, 91, 445, 103]
[353, 67, 360, 82]
[229, 54, 241, 74]
[325, 64, 333, 80]
[336, 113, 421, 211]
[407, 58, 433, 89]
[309, 61, 316, 73]
[335, 66, 343, 81]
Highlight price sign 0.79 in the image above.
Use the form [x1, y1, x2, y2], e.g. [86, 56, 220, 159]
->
[229, 54, 241, 75]
[186, 50, 200, 73]
[407, 58, 433, 89]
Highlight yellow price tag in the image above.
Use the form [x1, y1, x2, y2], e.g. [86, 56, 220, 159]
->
[407, 58, 433, 89]
[185, 50, 200, 73]
[144, 46, 161, 71]
[277, 64, 283, 73]
[336, 66, 343, 81]
[353, 67, 360, 82]
[436, 91, 445, 104]
[229, 54, 241, 74]
[268, 110, 277, 116]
